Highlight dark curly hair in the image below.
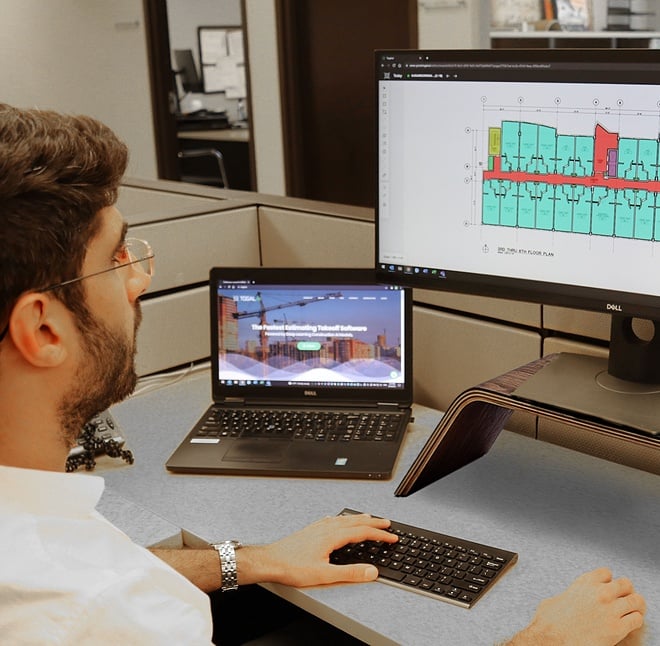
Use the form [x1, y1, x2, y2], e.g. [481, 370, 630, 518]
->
[0, 103, 129, 331]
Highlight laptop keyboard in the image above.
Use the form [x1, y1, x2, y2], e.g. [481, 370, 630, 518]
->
[194, 407, 404, 442]
[330, 509, 518, 609]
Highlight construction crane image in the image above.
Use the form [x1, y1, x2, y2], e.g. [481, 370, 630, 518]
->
[233, 291, 342, 364]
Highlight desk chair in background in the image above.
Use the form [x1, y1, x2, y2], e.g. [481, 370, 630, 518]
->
[178, 148, 229, 189]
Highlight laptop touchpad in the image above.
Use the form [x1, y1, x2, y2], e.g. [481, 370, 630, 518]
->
[223, 441, 288, 463]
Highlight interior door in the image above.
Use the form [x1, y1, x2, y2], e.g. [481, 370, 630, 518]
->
[277, 0, 417, 207]
[143, 0, 255, 188]
[143, 0, 180, 180]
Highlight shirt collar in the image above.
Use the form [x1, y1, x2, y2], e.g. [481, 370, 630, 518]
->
[0, 465, 105, 517]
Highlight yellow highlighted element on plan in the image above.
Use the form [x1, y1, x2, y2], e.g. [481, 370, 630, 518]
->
[489, 127, 501, 156]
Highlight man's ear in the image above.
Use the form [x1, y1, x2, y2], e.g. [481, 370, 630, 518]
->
[7, 293, 69, 367]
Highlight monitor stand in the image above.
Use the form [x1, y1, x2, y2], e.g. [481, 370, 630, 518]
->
[513, 318, 660, 438]
[395, 352, 660, 496]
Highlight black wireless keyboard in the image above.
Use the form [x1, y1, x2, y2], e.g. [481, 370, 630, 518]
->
[330, 509, 518, 609]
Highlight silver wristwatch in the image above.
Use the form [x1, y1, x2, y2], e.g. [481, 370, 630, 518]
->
[211, 540, 241, 592]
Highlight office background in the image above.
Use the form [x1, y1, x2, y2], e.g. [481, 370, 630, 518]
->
[1, 3, 659, 640]
[2, 1, 656, 198]
[2, 0, 660, 474]
[0, 0, 487, 195]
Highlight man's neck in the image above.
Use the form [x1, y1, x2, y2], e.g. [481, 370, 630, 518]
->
[0, 379, 69, 472]
[0, 430, 68, 471]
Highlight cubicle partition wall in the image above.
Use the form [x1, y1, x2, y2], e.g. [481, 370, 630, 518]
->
[117, 185, 260, 376]
[118, 178, 659, 475]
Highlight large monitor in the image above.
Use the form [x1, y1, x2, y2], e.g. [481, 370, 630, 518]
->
[375, 48, 660, 435]
[173, 49, 203, 94]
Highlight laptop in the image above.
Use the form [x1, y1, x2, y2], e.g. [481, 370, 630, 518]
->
[166, 267, 413, 479]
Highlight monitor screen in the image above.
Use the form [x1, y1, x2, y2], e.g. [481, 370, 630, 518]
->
[214, 281, 407, 390]
[173, 49, 203, 94]
[208, 268, 413, 407]
[375, 48, 660, 430]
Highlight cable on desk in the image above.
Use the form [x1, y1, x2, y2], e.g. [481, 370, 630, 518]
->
[131, 361, 211, 398]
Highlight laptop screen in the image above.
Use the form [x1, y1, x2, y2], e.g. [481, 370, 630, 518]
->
[209, 268, 412, 404]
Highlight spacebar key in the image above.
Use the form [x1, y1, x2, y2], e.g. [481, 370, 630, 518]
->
[376, 567, 406, 582]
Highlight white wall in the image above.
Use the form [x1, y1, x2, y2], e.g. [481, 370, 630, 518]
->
[0, 0, 157, 179]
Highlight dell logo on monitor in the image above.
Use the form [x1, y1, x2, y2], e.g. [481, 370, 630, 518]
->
[606, 303, 623, 312]
[304, 390, 318, 397]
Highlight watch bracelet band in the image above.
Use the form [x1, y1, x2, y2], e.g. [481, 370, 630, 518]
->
[211, 541, 241, 592]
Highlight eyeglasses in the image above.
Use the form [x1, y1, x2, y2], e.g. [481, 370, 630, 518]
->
[0, 238, 154, 343]
[43, 237, 154, 291]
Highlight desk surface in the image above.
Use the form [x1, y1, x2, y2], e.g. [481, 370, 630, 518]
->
[178, 128, 249, 143]
[101, 369, 659, 645]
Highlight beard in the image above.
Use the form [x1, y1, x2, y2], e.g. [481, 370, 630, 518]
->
[59, 303, 142, 448]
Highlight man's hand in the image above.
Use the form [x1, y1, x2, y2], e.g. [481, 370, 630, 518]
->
[237, 513, 397, 588]
[508, 567, 646, 646]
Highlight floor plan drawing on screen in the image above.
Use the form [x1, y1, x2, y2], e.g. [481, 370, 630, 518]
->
[482, 118, 660, 241]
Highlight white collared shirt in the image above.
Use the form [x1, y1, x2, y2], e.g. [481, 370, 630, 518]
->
[0, 465, 213, 645]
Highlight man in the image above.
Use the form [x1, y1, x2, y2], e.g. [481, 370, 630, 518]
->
[0, 103, 646, 644]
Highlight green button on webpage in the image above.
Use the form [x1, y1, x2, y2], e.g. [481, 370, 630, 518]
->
[297, 341, 321, 351]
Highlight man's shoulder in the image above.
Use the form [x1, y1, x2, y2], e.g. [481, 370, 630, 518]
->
[0, 510, 213, 645]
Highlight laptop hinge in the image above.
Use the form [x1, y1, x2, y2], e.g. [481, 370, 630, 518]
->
[219, 397, 408, 410]
[217, 399, 406, 409]
[221, 398, 246, 406]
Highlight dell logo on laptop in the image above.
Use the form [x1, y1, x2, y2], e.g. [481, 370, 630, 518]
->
[606, 303, 623, 312]
[304, 390, 318, 396]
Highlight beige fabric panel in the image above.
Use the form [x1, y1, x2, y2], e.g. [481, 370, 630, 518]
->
[117, 186, 234, 224]
[414, 288, 541, 328]
[129, 208, 260, 292]
[136, 287, 209, 377]
[258, 207, 374, 267]
[412, 306, 541, 436]
[543, 306, 611, 341]
[542, 335, 609, 360]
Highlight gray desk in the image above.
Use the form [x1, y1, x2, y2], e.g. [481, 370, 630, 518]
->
[101, 369, 659, 645]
